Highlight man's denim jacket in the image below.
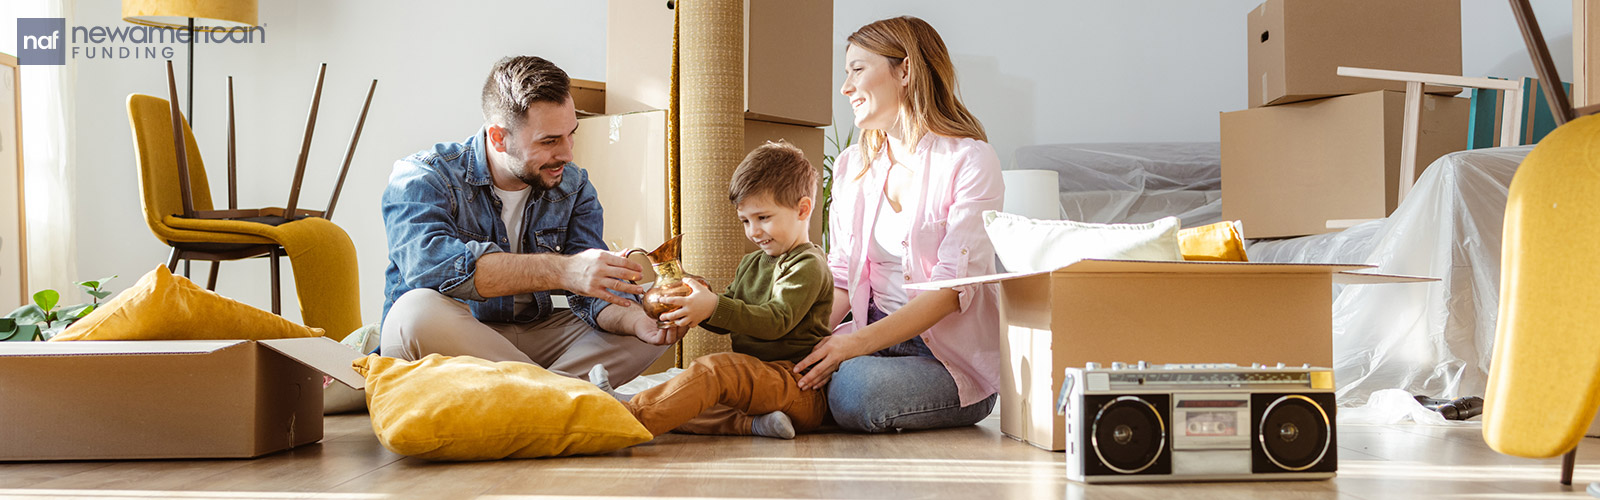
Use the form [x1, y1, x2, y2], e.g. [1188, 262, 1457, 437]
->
[381, 128, 616, 330]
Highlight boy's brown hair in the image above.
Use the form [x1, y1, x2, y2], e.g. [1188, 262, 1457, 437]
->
[728, 140, 817, 209]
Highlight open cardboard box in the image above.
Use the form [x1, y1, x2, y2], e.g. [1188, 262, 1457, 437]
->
[0, 337, 365, 461]
[907, 259, 1432, 451]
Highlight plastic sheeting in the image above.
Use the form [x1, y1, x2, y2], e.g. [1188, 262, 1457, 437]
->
[1011, 143, 1223, 227]
[1250, 146, 1528, 405]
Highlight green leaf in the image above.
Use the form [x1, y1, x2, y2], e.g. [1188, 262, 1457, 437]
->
[87, 289, 111, 300]
[32, 289, 59, 312]
[57, 303, 95, 320]
[7, 304, 47, 325]
[76, 275, 117, 291]
[42, 323, 68, 340]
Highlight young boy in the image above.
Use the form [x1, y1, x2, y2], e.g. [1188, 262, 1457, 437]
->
[591, 140, 832, 440]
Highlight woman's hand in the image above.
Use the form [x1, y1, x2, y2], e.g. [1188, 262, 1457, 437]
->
[657, 278, 717, 329]
[793, 333, 871, 390]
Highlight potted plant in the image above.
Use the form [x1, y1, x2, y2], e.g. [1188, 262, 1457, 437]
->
[1, 276, 116, 341]
[820, 125, 857, 252]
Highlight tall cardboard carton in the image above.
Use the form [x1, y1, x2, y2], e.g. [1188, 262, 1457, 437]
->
[605, 0, 833, 127]
[1221, 90, 1470, 239]
[571, 110, 826, 254]
[1248, 0, 1462, 108]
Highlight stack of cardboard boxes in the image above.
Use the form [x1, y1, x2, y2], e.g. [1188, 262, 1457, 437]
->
[575, 0, 835, 254]
[1221, 0, 1469, 239]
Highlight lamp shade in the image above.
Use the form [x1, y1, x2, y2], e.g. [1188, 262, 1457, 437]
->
[1001, 169, 1062, 220]
[122, 0, 258, 31]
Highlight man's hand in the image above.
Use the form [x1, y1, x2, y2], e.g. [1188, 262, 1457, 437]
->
[627, 306, 687, 345]
[564, 249, 646, 307]
[657, 278, 717, 329]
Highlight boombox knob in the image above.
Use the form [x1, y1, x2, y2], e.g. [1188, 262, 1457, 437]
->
[1086, 362, 1101, 370]
[1137, 360, 1150, 370]
[1112, 362, 1127, 370]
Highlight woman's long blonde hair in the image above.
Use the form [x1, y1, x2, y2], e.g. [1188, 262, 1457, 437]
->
[847, 16, 986, 179]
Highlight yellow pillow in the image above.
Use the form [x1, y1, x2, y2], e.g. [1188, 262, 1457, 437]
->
[354, 354, 652, 461]
[1178, 220, 1249, 262]
[50, 265, 323, 341]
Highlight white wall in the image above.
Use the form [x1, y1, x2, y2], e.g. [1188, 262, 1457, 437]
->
[59, 0, 1572, 322]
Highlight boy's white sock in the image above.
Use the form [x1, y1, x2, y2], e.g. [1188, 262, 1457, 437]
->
[751, 412, 796, 439]
[588, 364, 632, 403]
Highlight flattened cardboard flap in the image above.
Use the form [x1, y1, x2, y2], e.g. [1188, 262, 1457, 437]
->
[259, 337, 366, 390]
[0, 340, 247, 357]
[1332, 271, 1437, 284]
[905, 270, 1045, 291]
[905, 259, 1433, 291]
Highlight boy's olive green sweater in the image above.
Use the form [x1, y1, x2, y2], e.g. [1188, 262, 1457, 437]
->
[702, 242, 832, 364]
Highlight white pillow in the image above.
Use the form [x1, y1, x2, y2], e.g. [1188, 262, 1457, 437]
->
[982, 211, 1183, 273]
[324, 323, 381, 414]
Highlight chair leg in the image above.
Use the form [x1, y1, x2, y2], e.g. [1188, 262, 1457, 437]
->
[166, 248, 181, 272]
[183, 259, 191, 278]
[206, 261, 220, 291]
[269, 247, 282, 315]
[1563, 447, 1577, 485]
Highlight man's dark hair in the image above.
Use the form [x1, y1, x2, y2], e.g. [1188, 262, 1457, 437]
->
[481, 56, 571, 130]
[728, 140, 817, 209]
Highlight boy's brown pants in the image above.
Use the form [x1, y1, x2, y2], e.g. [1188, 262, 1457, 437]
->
[625, 351, 828, 437]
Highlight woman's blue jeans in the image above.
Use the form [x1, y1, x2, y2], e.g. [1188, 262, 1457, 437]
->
[826, 300, 998, 433]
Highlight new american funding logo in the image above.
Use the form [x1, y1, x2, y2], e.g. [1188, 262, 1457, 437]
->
[16, 17, 266, 66]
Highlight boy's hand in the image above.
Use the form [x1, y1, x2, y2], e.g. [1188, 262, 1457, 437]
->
[657, 278, 717, 329]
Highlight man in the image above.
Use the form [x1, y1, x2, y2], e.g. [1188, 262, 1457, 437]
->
[380, 55, 678, 385]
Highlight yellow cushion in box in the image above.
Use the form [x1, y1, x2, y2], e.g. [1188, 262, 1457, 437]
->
[50, 265, 323, 341]
[1178, 220, 1248, 262]
[354, 354, 653, 461]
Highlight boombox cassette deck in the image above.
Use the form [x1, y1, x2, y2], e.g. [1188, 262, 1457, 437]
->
[1057, 362, 1337, 483]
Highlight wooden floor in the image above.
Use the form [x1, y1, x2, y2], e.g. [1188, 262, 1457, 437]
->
[1, 413, 1598, 499]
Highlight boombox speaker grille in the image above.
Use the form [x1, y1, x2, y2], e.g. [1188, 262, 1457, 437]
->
[1085, 394, 1171, 476]
[1252, 393, 1336, 473]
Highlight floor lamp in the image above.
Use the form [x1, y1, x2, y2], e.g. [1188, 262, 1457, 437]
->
[121, 0, 259, 126]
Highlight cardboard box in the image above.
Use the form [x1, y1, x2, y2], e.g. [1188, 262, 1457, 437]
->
[571, 110, 827, 255]
[1221, 90, 1470, 239]
[0, 337, 364, 461]
[605, 0, 833, 127]
[1248, 0, 1461, 108]
[571, 78, 606, 116]
[907, 259, 1429, 451]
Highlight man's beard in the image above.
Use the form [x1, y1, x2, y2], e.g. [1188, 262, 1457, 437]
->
[514, 159, 564, 191]
[505, 141, 563, 190]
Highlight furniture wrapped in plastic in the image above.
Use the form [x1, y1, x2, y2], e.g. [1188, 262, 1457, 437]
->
[1009, 142, 1222, 228]
[1250, 146, 1528, 405]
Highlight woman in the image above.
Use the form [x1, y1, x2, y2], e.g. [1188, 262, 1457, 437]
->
[793, 16, 1003, 432]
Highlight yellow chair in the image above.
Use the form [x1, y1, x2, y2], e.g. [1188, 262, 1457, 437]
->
[125, 61, 373, 340]
[1482, 112, 1600, 478]
[1482, 0, 1600, 488]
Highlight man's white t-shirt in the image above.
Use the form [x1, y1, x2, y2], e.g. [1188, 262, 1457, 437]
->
[494, 185, 535, 316]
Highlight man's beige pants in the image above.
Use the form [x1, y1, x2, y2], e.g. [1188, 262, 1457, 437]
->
[380, 289, 668, 385]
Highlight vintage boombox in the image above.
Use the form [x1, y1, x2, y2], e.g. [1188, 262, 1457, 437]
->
[1056, 362, 1337, 483]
